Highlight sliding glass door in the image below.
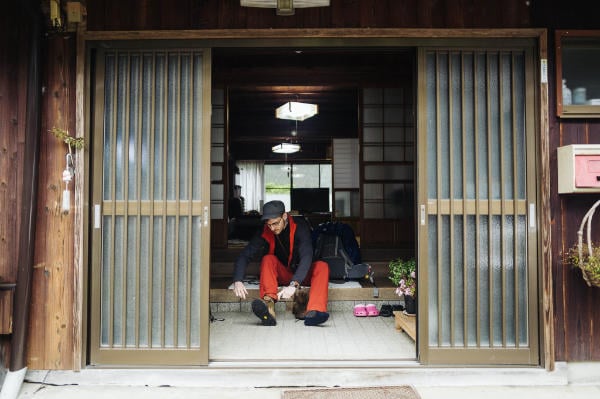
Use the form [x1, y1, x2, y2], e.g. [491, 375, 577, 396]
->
[90, 47, 212, 365]
[417, 45, 540, 365]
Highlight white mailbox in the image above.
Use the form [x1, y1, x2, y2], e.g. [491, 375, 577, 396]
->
[557, 144, 600, 194]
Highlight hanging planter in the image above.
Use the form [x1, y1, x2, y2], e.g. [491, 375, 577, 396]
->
[565, 199, 600, 288]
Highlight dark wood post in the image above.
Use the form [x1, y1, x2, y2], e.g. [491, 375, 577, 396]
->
[9, 0, 42, 372]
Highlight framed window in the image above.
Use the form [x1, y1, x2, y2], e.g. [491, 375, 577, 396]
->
[264, 163, 332, 212]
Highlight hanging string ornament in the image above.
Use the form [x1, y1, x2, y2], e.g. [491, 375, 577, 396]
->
[50, 127, 85, 214]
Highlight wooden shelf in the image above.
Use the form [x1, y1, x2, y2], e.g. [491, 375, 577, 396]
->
[393, 310, 416, 341]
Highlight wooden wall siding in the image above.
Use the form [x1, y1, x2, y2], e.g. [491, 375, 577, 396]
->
[531, 0, 600, 30]
[551, 118, 600, 361]
[0, 2, 31, 366]
[86, 0, 533, 31]
[0, 5, 27, 300]
[27, 35, 76, 369]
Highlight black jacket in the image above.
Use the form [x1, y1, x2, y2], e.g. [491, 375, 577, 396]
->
[232, 215, 313, 284]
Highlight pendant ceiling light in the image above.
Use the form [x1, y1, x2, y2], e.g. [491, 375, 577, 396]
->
[240, 0, 330, 16]
[272, 143, 301, 154]
[275, 101, 318, 121]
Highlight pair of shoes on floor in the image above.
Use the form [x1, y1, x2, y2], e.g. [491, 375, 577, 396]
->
[252, 296, 277, 326]
[252, 297, 328, 326]
[304, 310, 329, 326]
[354, 303, 379, 317]
[380, 304, 405, 317]
[379, 304, 393, 317]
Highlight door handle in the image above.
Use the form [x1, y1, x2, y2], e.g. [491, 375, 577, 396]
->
[203, 206, 209, 227]
[94, 204, 101, 229]
[529, 203, 536, 229]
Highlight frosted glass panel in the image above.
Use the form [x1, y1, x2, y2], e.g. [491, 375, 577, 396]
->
[211, 203, 224, 219]
[364, 203, 384, 218]
[211, 184, 223, 200]
[385, 126, 403, 142]
[363, 145, 383, 162]
[211, 147, 224, 163]
[426, 52, 438, 199]
[384, 106, 403, 124]
[211, 127, 224, 143]
[365, 165, 413, 180]
[212, 108, 225, 125]
[363, 107, 383, 123]
[427, 216, 438, 345]
[424, 49, 531, 353]
[363, 183, 383, 199]
[211, 166, 222, 181]
[190, 216, 202, 346]
[363, 127, 383, 142]
[383, 145, 405, 162]
[99, 49, 206, 353]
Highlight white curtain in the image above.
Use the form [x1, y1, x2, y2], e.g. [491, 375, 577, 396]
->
[237, 161, 264, 212]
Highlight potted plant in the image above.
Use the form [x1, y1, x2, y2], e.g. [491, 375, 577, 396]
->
[564, 199, 600, 288]
[388, 257, 417, 314]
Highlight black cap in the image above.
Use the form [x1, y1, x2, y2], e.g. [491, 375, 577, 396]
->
[261, 200, 285, 220]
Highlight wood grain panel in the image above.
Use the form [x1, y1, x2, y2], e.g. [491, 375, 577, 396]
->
[0, 291, 13, 334]
[0, 10, 22, 287]
[86, 0, 534, 31]
[553, 116, 600, 361]
[27, 35, 76, 369]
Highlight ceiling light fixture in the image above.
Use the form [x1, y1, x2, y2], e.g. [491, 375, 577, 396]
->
[272, 143, 301, 154]
[275, 101, 318, 121]
[240, 0, 330, 16]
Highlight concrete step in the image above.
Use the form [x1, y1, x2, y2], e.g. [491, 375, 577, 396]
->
[210, 299, 406, 314]
[210, 285, 399, 303]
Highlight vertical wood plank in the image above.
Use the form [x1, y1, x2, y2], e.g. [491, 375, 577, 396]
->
[28, 35, 75, 369]
[0, 2, 23, 291]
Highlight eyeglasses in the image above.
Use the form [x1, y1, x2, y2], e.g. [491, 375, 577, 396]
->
[266, 218, 283, 229]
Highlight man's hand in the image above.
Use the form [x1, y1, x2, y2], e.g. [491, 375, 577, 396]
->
[232, 281, 248, 299]
[277, 285, 296, 300]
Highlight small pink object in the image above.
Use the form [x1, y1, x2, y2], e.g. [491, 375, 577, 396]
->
[575, 155, 600, 188]
[365, 303, 379, 316]
[353, 304, 367, 317]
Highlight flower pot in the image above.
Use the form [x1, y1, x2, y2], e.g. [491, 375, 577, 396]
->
[404, 295, 417, 315]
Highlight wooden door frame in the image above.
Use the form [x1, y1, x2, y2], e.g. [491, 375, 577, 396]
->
[75, 27, 551, 369]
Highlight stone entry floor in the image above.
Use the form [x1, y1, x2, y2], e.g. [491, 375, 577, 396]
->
[209, 303, 416, 361]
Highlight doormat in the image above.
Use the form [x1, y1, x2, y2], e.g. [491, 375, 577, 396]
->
[282, 386, 421, 399]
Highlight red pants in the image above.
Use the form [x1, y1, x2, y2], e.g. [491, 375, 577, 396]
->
[259, 254, 329, 312]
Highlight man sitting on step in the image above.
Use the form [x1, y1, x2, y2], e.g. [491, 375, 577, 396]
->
[231, 200, 330, 326]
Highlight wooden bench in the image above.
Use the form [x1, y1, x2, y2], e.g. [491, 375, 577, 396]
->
[393, 310, 416, 341]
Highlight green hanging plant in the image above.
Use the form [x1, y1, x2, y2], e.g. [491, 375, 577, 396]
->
[564, 199, 600, 288]
[565, 242, 600, 288]
[50, 127, 85, 150]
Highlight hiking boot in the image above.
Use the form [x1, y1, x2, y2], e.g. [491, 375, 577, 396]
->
[251, 296, 277, 326]
[304, 310, 329, 326]
[292, 288, 309, 320]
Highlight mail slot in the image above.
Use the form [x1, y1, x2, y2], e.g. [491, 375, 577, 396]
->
[575, 155, 600, 188]
[558, 144, 600, 194]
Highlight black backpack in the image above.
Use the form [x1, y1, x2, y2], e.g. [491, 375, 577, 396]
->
[313, 225, 371, 282]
